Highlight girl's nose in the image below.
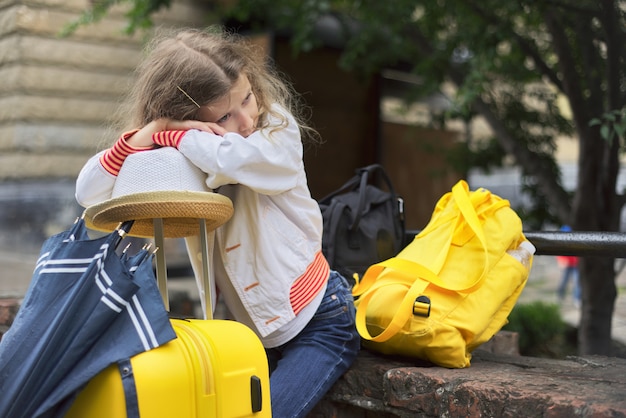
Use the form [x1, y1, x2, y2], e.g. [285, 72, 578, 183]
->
[239, 112, 255, 136]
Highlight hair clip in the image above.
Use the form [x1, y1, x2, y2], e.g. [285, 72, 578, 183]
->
[176, 85, 201, 108]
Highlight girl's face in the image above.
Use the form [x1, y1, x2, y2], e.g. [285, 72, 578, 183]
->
[198, 75, 259, 137]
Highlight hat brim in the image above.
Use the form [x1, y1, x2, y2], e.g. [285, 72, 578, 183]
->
[84, 190, 234, 238]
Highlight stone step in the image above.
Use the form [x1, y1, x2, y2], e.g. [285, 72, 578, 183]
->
[309, 349, 626, 417]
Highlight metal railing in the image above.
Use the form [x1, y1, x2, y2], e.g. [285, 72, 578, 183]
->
[406, 230, 626, 258]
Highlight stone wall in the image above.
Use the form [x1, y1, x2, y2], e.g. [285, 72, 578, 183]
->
[0, 0, 215, 293]
[308, 349, 626, 417]
[0, 0, 214, 179]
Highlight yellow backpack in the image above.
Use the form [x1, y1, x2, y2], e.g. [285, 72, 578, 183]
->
[352, 180, 533, 368]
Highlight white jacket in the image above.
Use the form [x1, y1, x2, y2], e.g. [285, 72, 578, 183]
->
[75, 106, 329, 346]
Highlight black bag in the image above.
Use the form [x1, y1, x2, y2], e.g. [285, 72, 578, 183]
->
[319, 164, 405, 281]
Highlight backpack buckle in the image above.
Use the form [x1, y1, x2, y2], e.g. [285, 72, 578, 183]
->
[413, 295, 431, 317]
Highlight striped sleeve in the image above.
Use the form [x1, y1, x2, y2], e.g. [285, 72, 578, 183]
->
[99, 130, 153, 176]
[152, 130, 187, 148]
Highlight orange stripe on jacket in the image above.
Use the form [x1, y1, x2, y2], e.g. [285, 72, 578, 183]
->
[289, 251, 330, 315]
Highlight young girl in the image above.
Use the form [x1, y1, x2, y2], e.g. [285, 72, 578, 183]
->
[75, 27, 360, 417]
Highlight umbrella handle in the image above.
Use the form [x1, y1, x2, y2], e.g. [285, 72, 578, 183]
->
[114, 221, 135, 249]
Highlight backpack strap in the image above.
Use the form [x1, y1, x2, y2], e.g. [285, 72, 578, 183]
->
[321, 199, 348, 268]
[351, 164, 401, 232]
[353, 180, 491, 296]
[118, 359, 140, 418]
[355, 264, 433, 342]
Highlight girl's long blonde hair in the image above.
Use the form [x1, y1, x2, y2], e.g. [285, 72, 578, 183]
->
[111, 27, 317, 143]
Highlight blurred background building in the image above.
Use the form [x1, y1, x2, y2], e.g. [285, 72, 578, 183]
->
[0, 0, 606, 302]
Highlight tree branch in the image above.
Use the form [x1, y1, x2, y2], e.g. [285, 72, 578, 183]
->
[464, 0, 563, 91]
[470, 97, 572, 221]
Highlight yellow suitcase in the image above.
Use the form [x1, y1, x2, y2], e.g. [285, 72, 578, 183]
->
[66, 318, 271, 417]
[67, 218, 271, 417]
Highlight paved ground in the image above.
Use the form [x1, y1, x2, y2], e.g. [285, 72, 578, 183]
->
[3, 246, 626, 344]
[0, 250, 39, 299]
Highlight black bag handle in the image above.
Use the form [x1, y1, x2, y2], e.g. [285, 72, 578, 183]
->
[319, 164, 398, 204]
[318, 173, 362, 204]
[350, 164, 399, 231]
[319, 164, 404, 234]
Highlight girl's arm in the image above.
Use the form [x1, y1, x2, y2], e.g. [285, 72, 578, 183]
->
[156, 105, 304, 195]
[75, 120, 226, 207]
[75, 151, 117, 207]
[126, 119, 227, 148]
[75, 129, 153, 207]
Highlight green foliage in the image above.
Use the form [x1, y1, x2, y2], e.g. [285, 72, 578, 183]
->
[59, 0, 172, 37]
[225, 0, 333, 54]
[590, 107, 626, 152]
[503, 301, 575, 358]
[226, 0, 597, 226]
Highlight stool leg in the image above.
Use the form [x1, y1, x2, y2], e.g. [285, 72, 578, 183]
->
[153, 218, 169, 311]
[199, 219, 213, 320]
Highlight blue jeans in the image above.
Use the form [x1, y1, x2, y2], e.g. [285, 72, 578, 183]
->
[266, 271, 360, 418]
[558, 266, 581, 302]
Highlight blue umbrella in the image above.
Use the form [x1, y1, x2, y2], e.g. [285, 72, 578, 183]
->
[0, 217, 176, 418]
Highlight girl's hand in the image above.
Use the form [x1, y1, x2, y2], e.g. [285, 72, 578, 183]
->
[160, 119, 228, 136]
[124, 118, 227, 148]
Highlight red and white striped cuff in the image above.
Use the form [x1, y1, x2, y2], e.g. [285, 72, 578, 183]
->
[99, 129, 152, 176]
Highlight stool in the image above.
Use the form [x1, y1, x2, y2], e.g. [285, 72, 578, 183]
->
[151, 217, 214, 319]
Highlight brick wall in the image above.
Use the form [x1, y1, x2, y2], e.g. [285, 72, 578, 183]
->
[0, 0, 215, 179]
[0, 0, 215, 299]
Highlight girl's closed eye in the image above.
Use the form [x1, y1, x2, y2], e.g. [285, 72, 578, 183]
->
[199, 75, 259, 137]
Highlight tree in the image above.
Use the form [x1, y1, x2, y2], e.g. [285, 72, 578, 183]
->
[68, 0, 626, 355]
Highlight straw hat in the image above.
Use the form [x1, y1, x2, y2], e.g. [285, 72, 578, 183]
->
[83, 147, 233, 238]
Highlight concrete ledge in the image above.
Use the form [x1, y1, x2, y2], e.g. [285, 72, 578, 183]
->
[309, 349, 626, 417]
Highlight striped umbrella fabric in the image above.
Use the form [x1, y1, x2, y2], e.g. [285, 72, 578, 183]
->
[0, 218, 176, 418]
